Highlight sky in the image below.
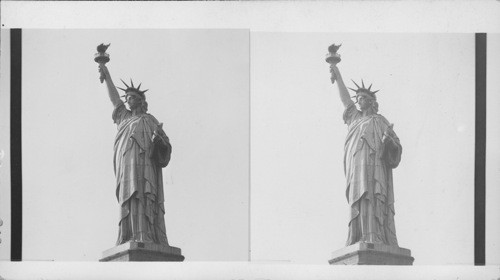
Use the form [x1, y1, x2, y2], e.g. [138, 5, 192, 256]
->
[485, 33, 500, 266]
[13, 29, 250, 261]
[0, 29, 11, 260]
[250, 33, 479, 265]
[0, 16, 499, 270]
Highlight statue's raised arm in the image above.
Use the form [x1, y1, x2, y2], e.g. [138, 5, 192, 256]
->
[98, 64, 123, 108]
[94, 44, 122, 108]
[330, 65, 354, 108]
[325, 44, 354, 108]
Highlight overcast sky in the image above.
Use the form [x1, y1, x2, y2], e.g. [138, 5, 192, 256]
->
[0, 29, 11, 261]
[15, 29, 250, 261]
[250, 33, 478, 265]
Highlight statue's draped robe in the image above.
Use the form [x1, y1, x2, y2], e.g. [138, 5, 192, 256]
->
[343, 103, 402, 246]
[112, 103, 171, 245]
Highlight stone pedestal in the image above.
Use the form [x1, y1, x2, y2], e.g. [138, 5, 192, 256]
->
[100, 241, 184, 262]
[329, 242, 414, 265]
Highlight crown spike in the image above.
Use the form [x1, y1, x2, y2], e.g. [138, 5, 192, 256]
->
[351, 79, 361, 89]
[368, 84, 372, 91]
[372, 90, 379, 94]
[120, 79, 129, 88]
[348, 87, 358, 92]
[361, 79, 365, 88]
[118, 78, 148, 96]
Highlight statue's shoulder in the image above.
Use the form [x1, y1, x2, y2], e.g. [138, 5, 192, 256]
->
[343, 103, 361, 125]
[375, 114, 391, 125]
[145, 113, 160, 124]
[113, 103, 132, 125]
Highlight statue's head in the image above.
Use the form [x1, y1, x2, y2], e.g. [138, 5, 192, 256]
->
[356, 92, 376, 112]
[117, 79, 149, 112]
[348, 80, 379, 113]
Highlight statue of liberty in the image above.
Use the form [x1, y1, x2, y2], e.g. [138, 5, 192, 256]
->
[98, 63, 172, 246]
[94, 44, 183, 262]
[329, 55, 402, 246]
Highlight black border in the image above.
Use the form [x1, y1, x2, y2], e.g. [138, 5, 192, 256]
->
[474, 33, 486, 266]
[10, 28, 23, 261]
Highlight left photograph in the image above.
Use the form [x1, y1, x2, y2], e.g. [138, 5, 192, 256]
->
[20, 29, 250, 261]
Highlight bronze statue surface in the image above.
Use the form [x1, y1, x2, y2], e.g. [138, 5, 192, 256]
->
[328, 48, 402, 246]
[97, 45, 172, 246]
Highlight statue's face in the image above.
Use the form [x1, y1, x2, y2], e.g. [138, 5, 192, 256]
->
[126, 92, 143, 110]
[357, 93, 374, 111]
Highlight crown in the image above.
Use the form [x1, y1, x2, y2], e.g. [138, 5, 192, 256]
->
[348, 79, 379, 99]
[117, 79, 149, 99]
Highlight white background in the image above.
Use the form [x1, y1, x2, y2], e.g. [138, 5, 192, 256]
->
[1, 1, 500, 279]
[0, 28, 11, 261]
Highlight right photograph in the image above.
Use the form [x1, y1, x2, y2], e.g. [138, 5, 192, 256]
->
[250, 33, 475, 265]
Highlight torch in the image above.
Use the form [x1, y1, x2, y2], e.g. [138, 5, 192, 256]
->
[325, 43, 342, 84]
[94, 43, 110, 83]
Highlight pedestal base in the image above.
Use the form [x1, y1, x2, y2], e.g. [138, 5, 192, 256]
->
[329, 242, 414, 265]
[100, 241, 184, 262]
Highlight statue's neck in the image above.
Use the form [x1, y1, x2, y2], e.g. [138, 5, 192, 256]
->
[132, 108, 145, 116]
[361, 108, 375, 117]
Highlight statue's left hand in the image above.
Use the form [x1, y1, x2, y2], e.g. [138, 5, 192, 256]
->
[153, 123, 169, 144]
[382, 124, 396, 145]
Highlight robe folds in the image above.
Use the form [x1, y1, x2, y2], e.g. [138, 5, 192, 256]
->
[343, 103, 402, 246]
[112, 103, 171, 245]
